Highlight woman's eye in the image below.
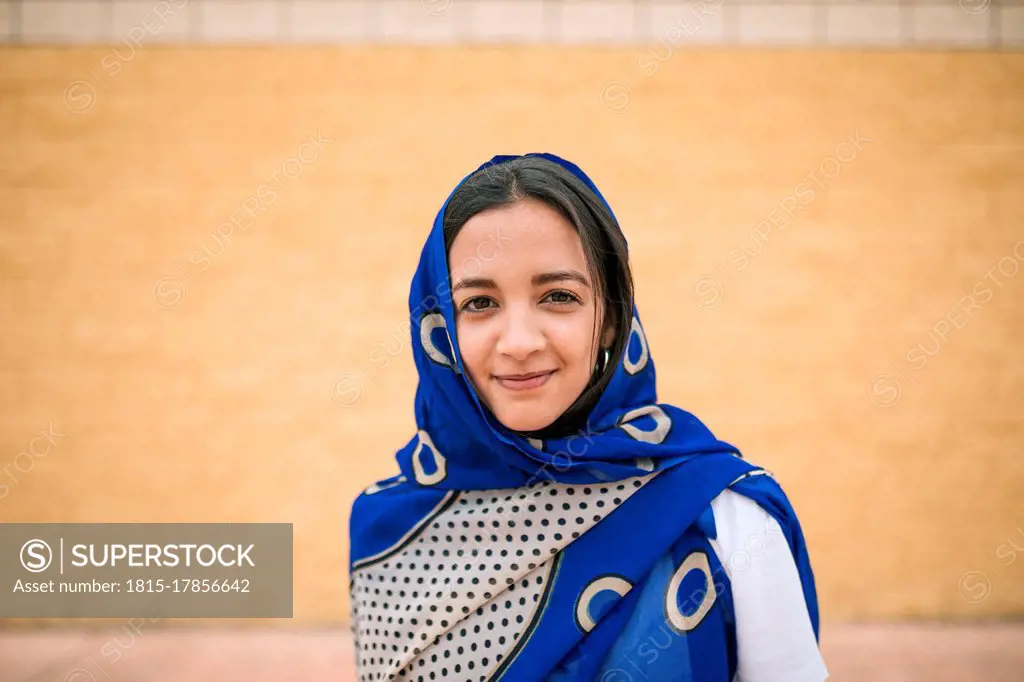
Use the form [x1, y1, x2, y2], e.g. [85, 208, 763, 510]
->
[461, 297, 495, 313]
[544, 290, 582, 305]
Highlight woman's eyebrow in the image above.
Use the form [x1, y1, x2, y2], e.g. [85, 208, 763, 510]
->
[452, 270, 591, 293]
[532, 270, 590, 288]
[451, 277, 496, 293]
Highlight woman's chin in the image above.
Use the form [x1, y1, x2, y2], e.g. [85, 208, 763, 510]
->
[493, 407, 561, 435]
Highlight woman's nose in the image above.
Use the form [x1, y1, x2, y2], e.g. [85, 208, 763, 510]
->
[494, 308, 546, 360]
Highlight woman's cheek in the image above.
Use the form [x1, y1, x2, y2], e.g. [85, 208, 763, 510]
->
[456, 324, 489, 376]
[552, 314, 597, 359]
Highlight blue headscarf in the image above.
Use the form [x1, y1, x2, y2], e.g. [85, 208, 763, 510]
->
[393, 152, 744, 490]
[349, 153, 819, 682]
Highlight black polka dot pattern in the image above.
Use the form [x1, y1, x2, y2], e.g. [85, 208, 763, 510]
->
[351, 473, 659, 681]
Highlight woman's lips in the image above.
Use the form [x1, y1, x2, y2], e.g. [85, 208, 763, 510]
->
[494, 370, 555, 391]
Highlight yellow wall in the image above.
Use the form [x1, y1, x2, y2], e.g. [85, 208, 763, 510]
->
[0, 46, 1022, 628]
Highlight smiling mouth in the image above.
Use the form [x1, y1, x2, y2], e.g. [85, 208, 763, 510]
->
[494, 370, 556, 391]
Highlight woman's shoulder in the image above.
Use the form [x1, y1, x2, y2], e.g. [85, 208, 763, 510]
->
[703, 466, 803, 575]
[708, 488, 788, 571]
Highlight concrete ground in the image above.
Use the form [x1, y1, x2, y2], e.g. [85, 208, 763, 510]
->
[0, 623, 1021, 682]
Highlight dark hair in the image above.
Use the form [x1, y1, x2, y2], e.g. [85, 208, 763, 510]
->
[442, 156, 634, 440]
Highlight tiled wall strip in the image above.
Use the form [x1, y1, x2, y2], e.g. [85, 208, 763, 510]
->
[0, 0, 1022, 49]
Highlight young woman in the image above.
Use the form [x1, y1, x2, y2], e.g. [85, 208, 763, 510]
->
[348, 153, 827, 682]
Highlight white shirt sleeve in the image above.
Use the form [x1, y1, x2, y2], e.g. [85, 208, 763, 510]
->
[708, 488, 829, 682]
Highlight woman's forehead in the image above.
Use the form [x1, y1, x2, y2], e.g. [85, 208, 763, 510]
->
[448, 200, 588, 280]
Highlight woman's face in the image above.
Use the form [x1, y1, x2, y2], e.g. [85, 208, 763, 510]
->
[448, 198, 613, 433]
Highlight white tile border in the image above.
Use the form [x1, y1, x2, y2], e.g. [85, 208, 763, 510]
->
[0, 0, 12, 42]
[378, 0, 467, 44]
[197, 0, 283, 43]
[910, 3, 991, 46]
[285, 0, 377, 44]
[466, 0, 546, 43]
[737, 3, 817, 45]
[110, 0, 194, 43]
[827, 3, 903, 45]
[642, 1, 731, 45]
[1001, 4, 1024, 45]
[0, 0, 1014, 47]
[557, 0, 639, 45]
[20, 0, 107, 44]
